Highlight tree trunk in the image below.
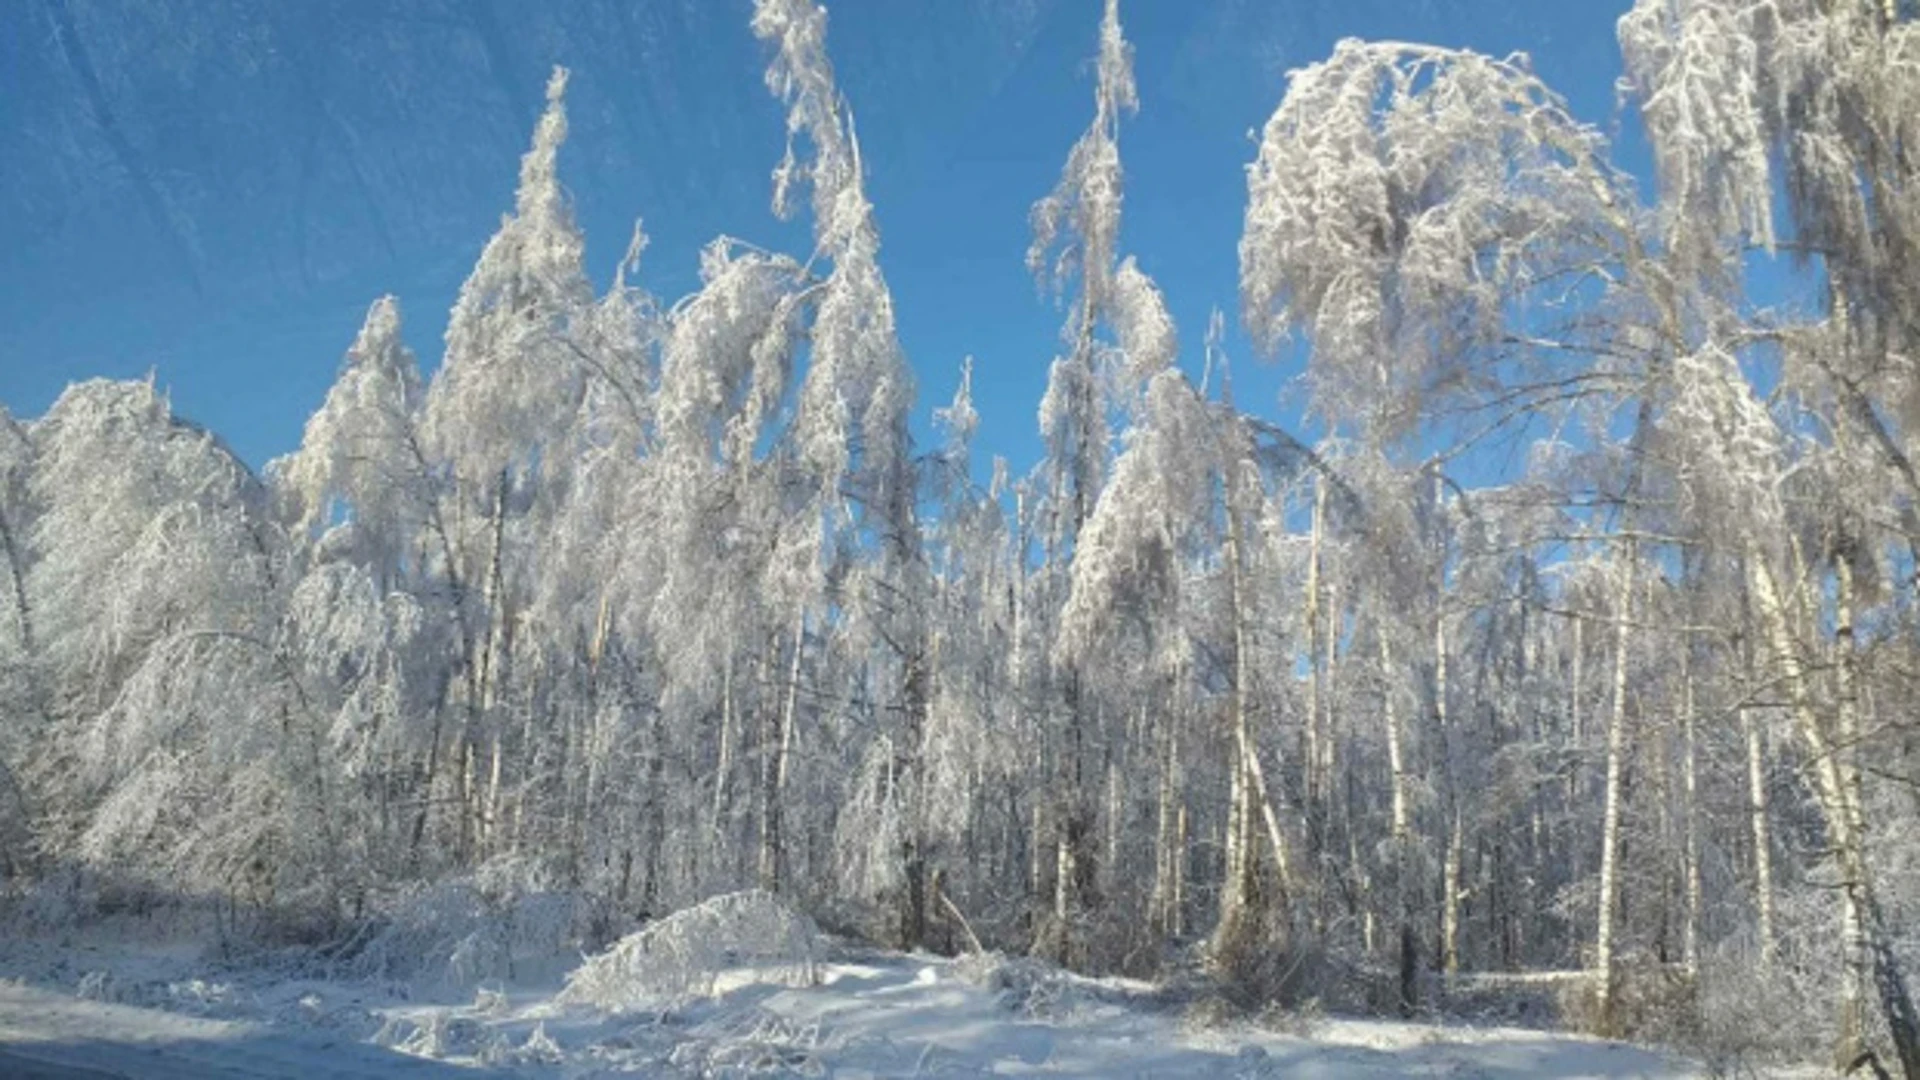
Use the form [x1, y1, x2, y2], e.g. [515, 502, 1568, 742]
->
[1831, 554, 1920, 1077]
[1153, 718, 1180, 938]
[641, 699, 666, 917]
[1104, 755, 1121, 902]
[1681, 646, 1702, 976]
[405, 440, 473, 872]
[897, 634, 931, 951]
[714, 658, 735, 837]
[475, 467, 510, 854]
[1441, 810, 1462, 978]
[1304, 476, 1327, 822]
[1750, 547, 1920, 1078]
[759, 612, 805, 892]
[1173, 802, 1188, 939]
[1594, 538, 1636, 1034]
[1740, 620, 1776, 969]
[1030, 800, 1046, 911]
[1433, 521, 1460, 980]
[1221, 730, 1250, 935]
[1380, 630, 1416, 1014]
[1570, 616, 1584, 799]
[1216, 474, 1292, 954]
[0, 506, 31, 654]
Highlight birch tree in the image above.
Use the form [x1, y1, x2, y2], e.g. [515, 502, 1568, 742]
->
[752, 0, 933, 945]
[422, 66, 596, 860]
[1025, 0, 1161, 962]
[1621, 1, 1920, 1068]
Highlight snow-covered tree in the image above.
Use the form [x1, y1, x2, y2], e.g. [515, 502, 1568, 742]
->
[277, 296, 428, 580]
[427, 66, 594, 489]
[1619, 2, 1920, 1068]
[752, 0, 933, 946]
[420, 65, 602, 863]
[1242, 39, 1638, 448]
[1025, 0, 1183, 964]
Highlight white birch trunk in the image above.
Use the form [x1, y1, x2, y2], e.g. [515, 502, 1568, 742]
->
[1153, 721, 1177, 937]
[1173, 802, 1187, 938]
[476, 469, 510, 852]
[1834, 555, 1869, 1070]
[1681, 648, 1702, 976]
[1442, 810, 1463, 977]
[714, 659, 734, 835]
[1750, 547, 1920, 1076]
[1741, 658, 1775, 969]
[1304, 477, 1326, 814]
[1221, 476, 1292, 936]
[759, 612, 805, 891]
[1433, 528, 1460, 979]
[1594, 538, 1636, 1031]
[1379, 629, 1415, 1011]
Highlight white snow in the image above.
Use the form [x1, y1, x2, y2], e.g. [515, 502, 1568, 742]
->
[0, 980, 472, 1078]
[0, 927, 1709, 1078]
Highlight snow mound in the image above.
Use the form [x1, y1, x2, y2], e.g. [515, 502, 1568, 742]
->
[560, 890, 821, 1012]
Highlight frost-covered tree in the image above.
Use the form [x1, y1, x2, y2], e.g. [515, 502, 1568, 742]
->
[0, 407, 30, 659]
[646, 239, 808, 899]
[1242, 39, 1640, 448]
[752, 0, 933, 946]
[427, 66, 594, 489]
[1025, 0, 1183, 962]
[19, 380, 346, 917]
[277, 296, 429, 583]
[1618, 2, 1920, 1068]
[1239, 35, 1686, 1022]
[0, 406, 35, 877]
[421, 65, 600, 862]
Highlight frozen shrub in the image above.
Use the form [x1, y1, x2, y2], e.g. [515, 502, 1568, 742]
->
[1207, 909, 1334, 1012]
[349, 860, 596, 991]
[75, 969, 119, 1002]
[559, 889, 821, 1012]
[1556, 957, 1699, 1044]
[481, 1021, 566, 1067]
[953, 952, 1067, 1016]
[1688, 930, 1841, 1070]
[952, 950, 1150, 1023]
[392, 1011, 492, 1060]
[667, 1008, 827, 1077]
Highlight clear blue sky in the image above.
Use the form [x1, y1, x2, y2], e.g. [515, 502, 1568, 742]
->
[0, 0, 1635, 473]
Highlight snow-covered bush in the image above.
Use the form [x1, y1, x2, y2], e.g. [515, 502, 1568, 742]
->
[559, 890, 821, 1012]
[348, 861, 597, 991]
[1687, 896, 1851, 1068]
[1556, 958, 1699, 1045]
[953, 952, 1073, 1019]
[952, 950, 1157, 1023]
[665, 1008, 827, 1077]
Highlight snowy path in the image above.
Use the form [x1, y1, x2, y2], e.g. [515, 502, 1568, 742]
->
[0, 1049, 125, 1080]
[0, 982, 493, 1079]
[0, 948, 1704, 1078]
[623, 957, 1702, 1078]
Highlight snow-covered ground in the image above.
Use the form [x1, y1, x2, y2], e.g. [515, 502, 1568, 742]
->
[0, 933, 1704, 1080]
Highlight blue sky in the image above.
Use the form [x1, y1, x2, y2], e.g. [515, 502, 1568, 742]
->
[0, 0, 1635, 474]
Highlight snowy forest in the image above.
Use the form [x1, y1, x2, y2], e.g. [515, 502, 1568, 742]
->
[3, 0, 1920, 1073]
